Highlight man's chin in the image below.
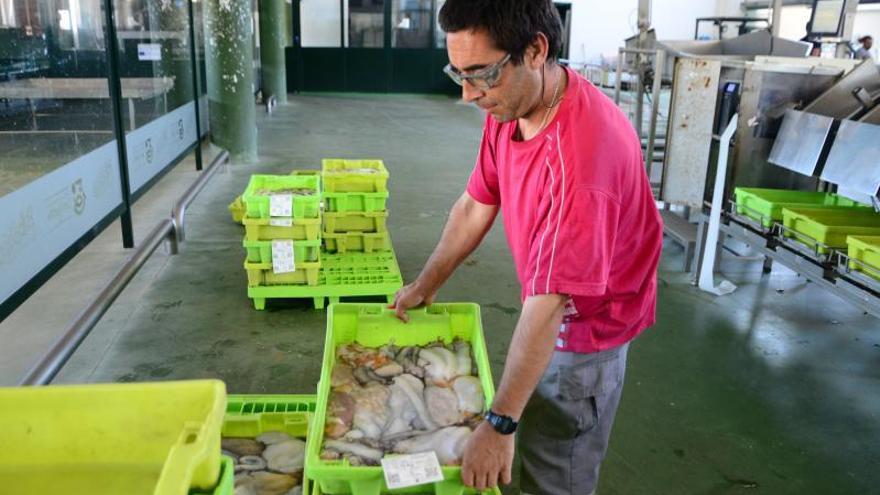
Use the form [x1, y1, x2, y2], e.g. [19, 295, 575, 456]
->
[488, 111, 515, 123]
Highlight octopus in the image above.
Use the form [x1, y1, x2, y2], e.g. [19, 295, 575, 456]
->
[321, 338, 485, 467]
[222, 430, 305, 495]
[255, 188, 315, 196]
[391, 426, 473, 465]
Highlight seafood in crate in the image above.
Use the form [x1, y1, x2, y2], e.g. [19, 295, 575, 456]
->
[222, 430, 307, 495]
[320, 339, 485, 466]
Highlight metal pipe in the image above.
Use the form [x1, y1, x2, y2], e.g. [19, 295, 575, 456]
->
[646, 49, 665, 182]
[770, 0, 783, 37]
[19, 219, 175, 386]
[637, 0, 652, 42]
[614, 48, 624, 105]
[171, 149, 230, 246]
[19, 148, 230, 386]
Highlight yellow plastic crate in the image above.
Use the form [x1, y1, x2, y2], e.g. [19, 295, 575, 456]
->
[243, 216, 322, 241]
[229, 196, 246, 224]
[782, 207, 880, 254]
[847, 235, 880, 280]
[0, 380, 226, 495]
[323, 211, 388, 234]
[322, 159, 389, 193]
[245, 260, 322, 286]
[322, 232, 389, 253]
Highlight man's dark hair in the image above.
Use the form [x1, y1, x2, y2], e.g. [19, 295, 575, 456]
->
[439, 0, 563, 65]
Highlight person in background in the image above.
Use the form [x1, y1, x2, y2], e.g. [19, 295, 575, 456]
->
[856, 35, 874, 60]
[801, 22, 822, 57]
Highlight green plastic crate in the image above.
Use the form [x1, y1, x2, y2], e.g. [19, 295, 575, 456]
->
[248, 251, 403, 310]
[305, 303, 495, 495]
[243, 239, 322, 264]
[323, 212, 388, 234]
[323, 192, 389, 213]
[193, 456, 234, 495]
[0, 380, 226, 495]
[782, 207, 880, 254]
[323, 232, 389, 253]
[197, 395, 319, 495]
[245, 260, 322, 287]
[322, 159, 389, 193]
[243, 216, 322, 242]
[734, 187, 868, 228]
[243, 175, 322, 219]
[847, 236, 880, 281]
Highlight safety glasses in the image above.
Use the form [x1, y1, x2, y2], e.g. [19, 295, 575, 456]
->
[443, 53, 511, 91]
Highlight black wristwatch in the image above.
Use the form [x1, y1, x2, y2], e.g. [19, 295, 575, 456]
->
[485, 410, 518, 435]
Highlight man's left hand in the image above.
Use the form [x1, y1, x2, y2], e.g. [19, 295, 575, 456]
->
[460, 420, 514, 491]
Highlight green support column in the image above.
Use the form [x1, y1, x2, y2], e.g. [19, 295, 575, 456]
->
[259, 0, 287, 103]
[204, 0, 258, 161]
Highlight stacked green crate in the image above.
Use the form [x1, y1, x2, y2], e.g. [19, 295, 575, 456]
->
[240, 174, 324, 304]
[242, 162, 403, 310]
[321, 159, 391, 254]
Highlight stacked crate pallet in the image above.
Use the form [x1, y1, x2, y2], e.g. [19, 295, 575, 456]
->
[241, 173, 324, 306]
[242, 161, 403, 310]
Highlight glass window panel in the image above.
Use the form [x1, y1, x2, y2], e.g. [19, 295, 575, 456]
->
[346, 0, 383, 48]
[392, 0, 429, 48]
[113, 0, 194, 129]
[0, 0, 115, 194]
[0, 0, 122, 308]
[113, 0, 198, 194]
[434, 0, 444, 48]
[301, 0, 341, 47]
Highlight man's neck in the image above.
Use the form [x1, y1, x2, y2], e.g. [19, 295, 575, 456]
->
[516, 64, 567, 141]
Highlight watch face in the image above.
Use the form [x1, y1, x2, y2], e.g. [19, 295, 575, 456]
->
[487, 411, 516, 434]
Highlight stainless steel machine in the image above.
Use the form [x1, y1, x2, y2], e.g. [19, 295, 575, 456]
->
[617, 0, 880, 316]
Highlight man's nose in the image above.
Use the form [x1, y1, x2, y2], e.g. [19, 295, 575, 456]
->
[461, 81, 484, 103]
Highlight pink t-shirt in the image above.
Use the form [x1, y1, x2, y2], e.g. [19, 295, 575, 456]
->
[466, 67, 663, 354]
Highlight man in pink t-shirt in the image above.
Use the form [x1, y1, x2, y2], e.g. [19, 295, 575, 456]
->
[392, 0, 663, 493]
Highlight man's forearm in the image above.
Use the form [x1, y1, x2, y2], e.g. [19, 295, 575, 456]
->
[415, 194, 496, 295]
[490, 294, 566, 420]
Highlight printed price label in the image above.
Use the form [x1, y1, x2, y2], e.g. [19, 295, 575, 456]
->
[381, 452, 444, 490]
[269, 193, 293, 217]
[269, 217, 293, 227]
[271, 240, 296, 274]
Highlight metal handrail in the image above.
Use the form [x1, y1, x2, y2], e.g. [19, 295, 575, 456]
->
[170, 149, 229, 249]
[19, 148, 230, 386]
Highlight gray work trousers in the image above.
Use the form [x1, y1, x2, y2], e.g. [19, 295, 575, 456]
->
[518, 343, 629, 495]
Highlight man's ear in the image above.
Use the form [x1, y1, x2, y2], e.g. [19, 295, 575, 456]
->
[525, 32, 550, 70]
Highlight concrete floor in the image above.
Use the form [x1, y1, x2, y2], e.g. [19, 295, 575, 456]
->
[3, 94, 879, 493]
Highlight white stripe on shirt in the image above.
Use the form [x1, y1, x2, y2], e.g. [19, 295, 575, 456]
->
[531, 135, 557, 296]
[546, 122, 567, 293]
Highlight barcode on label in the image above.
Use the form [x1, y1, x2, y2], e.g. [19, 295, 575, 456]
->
[381, 452, 443, 490]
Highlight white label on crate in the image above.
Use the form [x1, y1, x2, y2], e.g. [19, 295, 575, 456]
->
[271, 240, 296, 274]
[381, 452, 444, 490]
[269, 193, 293, 217]
[269, 217, 293, 227]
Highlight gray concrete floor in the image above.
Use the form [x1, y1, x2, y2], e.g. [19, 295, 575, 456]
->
[2, 94, 879, 493]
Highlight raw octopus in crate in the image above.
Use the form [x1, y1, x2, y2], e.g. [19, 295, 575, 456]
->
[222, 431, 306, 495]
[322, 338, 486, 466]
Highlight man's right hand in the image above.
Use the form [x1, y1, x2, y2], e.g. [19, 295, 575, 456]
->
[390, 281, 435, 322]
